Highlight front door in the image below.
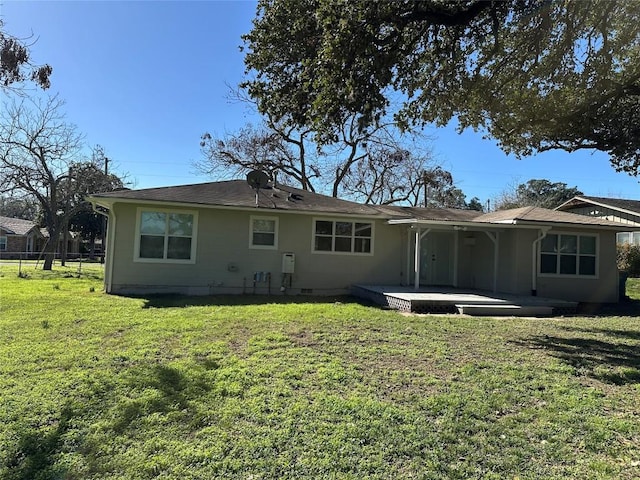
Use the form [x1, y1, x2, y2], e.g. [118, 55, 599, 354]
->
[420, 231, 454, 286]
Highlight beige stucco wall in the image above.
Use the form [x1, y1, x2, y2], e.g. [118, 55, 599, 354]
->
[107, 202, 405, 295]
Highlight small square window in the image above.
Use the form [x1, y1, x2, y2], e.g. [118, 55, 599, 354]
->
[250, 217, 278, 249]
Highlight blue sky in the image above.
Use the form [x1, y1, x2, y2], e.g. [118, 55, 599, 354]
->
[2, 0, 638, 204]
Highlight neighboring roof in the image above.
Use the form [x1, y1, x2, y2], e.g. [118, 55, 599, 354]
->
[474, 206, 626, 229]
[90, 180, 385, 217]
[0, 216, 40, 236]
[556, 195, 640, 217]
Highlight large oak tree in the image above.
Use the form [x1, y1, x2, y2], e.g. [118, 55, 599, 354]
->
[1, 19, 51, 91]
[242, 0, 640, 174]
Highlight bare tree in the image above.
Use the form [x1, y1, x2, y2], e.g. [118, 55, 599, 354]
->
[197, 86, 452, 204]
[0, 96, 83, 269]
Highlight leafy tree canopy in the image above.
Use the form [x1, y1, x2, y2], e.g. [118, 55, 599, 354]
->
[0, 20, 51, 91]
[494, 178, 583, 210]
[242, 0, 640, 174]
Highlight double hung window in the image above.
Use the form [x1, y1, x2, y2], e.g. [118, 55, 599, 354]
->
[539, 233, 597, 276]
[250, 216, 278, 249]
[136, 210, 196, 262]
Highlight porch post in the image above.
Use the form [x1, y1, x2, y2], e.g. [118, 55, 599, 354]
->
[414, 227, 421, 290]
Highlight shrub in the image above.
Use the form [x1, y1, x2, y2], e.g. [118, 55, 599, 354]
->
[617, 243, 640, 277]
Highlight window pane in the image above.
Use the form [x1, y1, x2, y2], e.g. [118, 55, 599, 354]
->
[335, 237, 352, 252]
[579, 256, 596, 275]
[633, 232, 640, 245]
[315, 221, 333, 235]
[541, 235, 557, 253]
[140, 212, 166, 234]
[253, 232, 275, 246]
[579, 236, 596, 255]
[169, 214, 193, 236]
[140, 235, 165, 258]
[617, 233, 630, 244]
[253, 219, 275, 233]
[335, 222, 353, 236]
[167, 237, 192, 259]
[354, 237, 371, 253]
[559, 235, 577, 254]
[559, 255, 577, 274]
[355, 223, 372, 237]
[540, 254, 557, 274]
[315, 236, 332, 251]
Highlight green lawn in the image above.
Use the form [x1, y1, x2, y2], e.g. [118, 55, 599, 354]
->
[1, 264, 640, 479]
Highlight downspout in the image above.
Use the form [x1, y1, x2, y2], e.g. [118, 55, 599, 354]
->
[91, 202, 115, 293]
[531, 227, 551, 296]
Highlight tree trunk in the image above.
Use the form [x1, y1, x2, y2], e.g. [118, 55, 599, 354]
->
[42, 226, 61, 271]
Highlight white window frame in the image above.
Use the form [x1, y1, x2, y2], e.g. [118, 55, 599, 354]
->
[311, 218, 374, 256]
[538, 232, 598, 278]
[249, 215, 279, 250]
[134, 208, 198, 264]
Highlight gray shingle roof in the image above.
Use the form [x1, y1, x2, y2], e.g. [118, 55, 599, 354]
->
[0, 216, 39, 236]
[89, 180, 625, 229]
[474, 206, 625, 228]
[91, 180, 385, 216]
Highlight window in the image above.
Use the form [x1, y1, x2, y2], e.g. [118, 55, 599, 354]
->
[540, 233, 597, 276]
[135, 209, 197, 262]
[250, 216, 278, 249]
[313, 219, 373, 254]
[617, 232, 640, 245]
[0, 236, 6, 251]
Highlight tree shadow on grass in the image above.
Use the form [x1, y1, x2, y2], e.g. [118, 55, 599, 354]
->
[111, 363, 212, 434]
[4, 405, 74, 480]
[516, 329, 640, 385]
[3, 363, 215, 478]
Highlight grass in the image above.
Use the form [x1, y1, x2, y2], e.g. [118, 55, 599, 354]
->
[1, 264, 640, 479]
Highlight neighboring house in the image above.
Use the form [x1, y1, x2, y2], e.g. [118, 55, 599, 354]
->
[556, 196, 640, 245]
[0, 216, 82, 260]
[88, 179, 626, 304]
[0, 216, 45, 259]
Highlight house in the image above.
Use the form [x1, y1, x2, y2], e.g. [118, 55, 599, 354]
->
[0, 216, 82, 260]
[88, 179, 626, 305]
[0, 216, 45, 259]
[556, 196, 640, 245]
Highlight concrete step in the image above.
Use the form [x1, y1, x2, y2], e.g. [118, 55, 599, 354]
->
[455, 304, 554, 317]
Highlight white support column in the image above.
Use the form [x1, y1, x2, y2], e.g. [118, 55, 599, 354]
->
[414, 228, 421, 290]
